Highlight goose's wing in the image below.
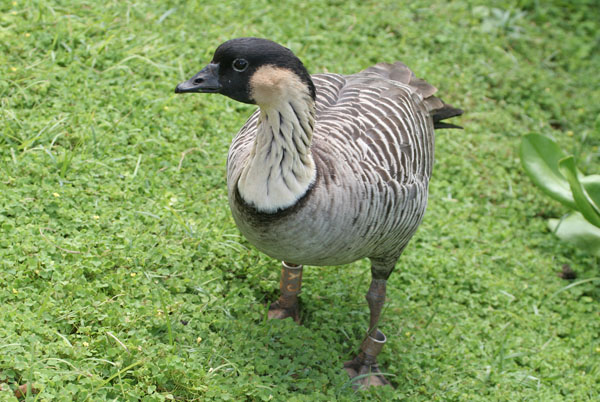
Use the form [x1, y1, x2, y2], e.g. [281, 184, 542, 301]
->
[359, 62, 463, 130]
[311, 62, 460, 186]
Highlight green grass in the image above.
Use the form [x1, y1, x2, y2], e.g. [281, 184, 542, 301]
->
[1, 0, 599, 400]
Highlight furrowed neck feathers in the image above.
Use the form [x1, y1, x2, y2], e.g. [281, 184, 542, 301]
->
[237, 65, 317, 213]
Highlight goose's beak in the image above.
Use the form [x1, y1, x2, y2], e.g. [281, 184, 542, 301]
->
[175, 63, 222, 93]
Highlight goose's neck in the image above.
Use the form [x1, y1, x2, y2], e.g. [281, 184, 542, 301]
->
[237, 97, 317, 213]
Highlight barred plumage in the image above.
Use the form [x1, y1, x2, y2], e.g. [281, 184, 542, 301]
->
[175, 37, 462, 387]
[227, 66, 456, 268]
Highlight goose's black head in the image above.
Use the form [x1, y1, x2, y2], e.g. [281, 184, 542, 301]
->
[175, 37, 316, 106]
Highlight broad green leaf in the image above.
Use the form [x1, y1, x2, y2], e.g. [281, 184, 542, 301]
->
[548, 213, 600, 256]
[520, 134, 575, 209]
[581, 175, 600, 216]
[559, 156, 600, 228]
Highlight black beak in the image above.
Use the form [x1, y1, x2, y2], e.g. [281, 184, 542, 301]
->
[175, 63, 222, 94]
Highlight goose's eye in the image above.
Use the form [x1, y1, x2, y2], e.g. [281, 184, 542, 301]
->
[232, 58, 249, 72]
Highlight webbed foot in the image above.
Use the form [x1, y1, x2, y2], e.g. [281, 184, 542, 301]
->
[343, 330, 391, 388]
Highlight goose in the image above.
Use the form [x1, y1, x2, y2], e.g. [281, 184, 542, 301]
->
[175, 37, 462, 388]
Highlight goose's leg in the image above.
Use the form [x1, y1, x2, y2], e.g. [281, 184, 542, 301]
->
[268, 261, 302, 323]
[344, 260, 394, 388]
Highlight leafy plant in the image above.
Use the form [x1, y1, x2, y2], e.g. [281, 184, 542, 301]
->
[2, 0, 600, 399]
[473, 6, 527, 38]
[521, 133, 600, 255]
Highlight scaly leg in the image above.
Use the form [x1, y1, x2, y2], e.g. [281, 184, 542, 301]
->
[268, 261, 303, 323]
[344, 259, 395, 388]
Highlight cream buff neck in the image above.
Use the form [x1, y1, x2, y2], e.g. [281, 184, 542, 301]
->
[237, 65, 317, 213]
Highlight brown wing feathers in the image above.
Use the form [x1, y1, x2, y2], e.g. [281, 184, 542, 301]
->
[361, 62, 463, 129]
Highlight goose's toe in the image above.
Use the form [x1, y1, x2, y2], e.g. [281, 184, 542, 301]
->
[267, 299, 301, 323]
[343, 329, 392, 389]
[343, 360, 391, 389]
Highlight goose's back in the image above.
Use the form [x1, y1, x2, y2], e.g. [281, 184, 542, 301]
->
[227, 63, 440, 266]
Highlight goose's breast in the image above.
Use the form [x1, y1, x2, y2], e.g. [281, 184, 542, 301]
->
[228, 148, 429, 266]
[228, 156, 361, 265]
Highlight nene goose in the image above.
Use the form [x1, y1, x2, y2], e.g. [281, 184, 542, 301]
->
[175, 37, 461, 387]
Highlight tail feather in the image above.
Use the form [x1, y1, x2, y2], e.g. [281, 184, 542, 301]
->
[432, 103, 464, 129]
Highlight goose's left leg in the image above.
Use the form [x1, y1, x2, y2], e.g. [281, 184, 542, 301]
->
[268, 261, 303, 323]
[344, 258, 395, 388]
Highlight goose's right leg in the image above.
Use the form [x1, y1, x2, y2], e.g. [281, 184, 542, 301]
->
[268, 261, 303, 323]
